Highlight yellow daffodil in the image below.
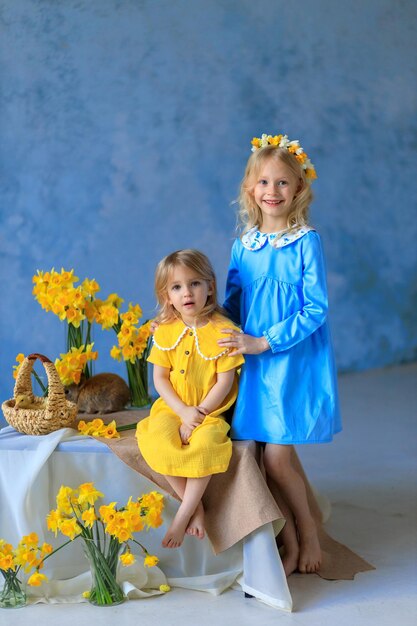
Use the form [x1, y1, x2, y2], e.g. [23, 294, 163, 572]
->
[121, 343, 136, 363]
[13, 353, 25, 380]
[59, 518, 80, 540]
[128, 303, 143, 318]
[22, 532, 39, 547]
[0, 554, 15, 570]
[65, 306, 85, 327]
[82, 278, 100, 297]
[55, 344, 97, 386]
[27, 572, 48, 587]
[46, 509, 64, 535]
[119, 552, 135, 566]
[41, 543, 53, 555]
[96, 303, 120, 329]
[99, 503, 117, 523]
[81, 508, 97, 528]
[106, 293, 124, 309]
[78, 483, 104, 506]
[144, 554, 159, 568]
[56, 485, 78, 514]
[60, 268, 78, 286]
[84, 299, 99, 323]
[120, 311, 139, 325]
[117, 324, 135, 347]
[110, 346, 122, 361]
[103, 421, 120, 439]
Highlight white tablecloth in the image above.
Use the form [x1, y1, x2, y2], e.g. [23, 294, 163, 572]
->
[0, 426, 292, 611]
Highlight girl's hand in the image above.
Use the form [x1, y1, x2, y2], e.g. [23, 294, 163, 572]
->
[179, 423, 194, 445]
[180, 406, 205, 428]
[218, 328, 270, 356]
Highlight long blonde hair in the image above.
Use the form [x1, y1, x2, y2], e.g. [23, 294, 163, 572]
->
[154, 249, 224, 324]
[238, 146, 313, 236]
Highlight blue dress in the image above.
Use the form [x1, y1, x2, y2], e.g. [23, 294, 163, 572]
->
[223, 227, 342, 444]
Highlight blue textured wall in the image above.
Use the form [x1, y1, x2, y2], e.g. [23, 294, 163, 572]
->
[1, 0, 416, 407]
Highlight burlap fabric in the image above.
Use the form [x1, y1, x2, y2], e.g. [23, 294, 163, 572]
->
[86, 410, 374, 580]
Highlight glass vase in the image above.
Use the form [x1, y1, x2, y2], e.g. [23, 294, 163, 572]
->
[126, 359, 151, 408]
[84, 541, 124, 606]
[0, 573, 26, 609]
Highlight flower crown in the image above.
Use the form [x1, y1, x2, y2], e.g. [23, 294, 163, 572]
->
[251, 133, 317, 182]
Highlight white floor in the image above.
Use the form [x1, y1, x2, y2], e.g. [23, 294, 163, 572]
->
[1, 363, 416, 626]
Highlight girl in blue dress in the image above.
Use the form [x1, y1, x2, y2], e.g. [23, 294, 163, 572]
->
[218, 133, 341, 577]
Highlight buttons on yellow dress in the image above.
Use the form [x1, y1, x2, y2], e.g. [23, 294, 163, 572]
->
[185, 351, 190, 355]
[189, 331, 193, 336]
[180, 369, 185, 374]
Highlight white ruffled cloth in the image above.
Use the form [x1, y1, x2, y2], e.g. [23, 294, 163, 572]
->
[0, 426, 292, 611]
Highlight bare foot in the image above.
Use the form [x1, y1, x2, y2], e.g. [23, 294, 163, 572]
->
[162, 509, 190, 548]
[281, 545, 300, 577]
[298, 524, 322, 573]
[185, 503, 205, 539]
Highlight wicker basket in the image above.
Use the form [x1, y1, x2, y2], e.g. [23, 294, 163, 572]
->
[2, 353, 78, 435]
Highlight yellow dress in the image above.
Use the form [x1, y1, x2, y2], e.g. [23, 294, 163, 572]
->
[136, 313, 244, 478]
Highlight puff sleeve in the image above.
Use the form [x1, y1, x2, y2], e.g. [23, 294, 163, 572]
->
[147, 326, 172, 368]
[216, 351, 244, 373]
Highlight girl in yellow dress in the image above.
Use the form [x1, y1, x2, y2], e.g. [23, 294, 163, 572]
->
[136, 249, 244, 549]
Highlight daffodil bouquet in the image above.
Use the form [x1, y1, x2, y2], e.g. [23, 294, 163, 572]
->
[0, 533, 53, 608]
[46, 482, 164, 606]
[33, 269, 100, 380]
[109, 310, 152, 407]
[32, 267, 152, 406]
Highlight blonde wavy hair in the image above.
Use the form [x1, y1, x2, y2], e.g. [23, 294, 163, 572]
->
[238, 145, 313, 236]
[154, 249, 224, 324]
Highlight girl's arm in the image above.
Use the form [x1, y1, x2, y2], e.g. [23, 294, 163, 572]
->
[218, 232, 328, 355]
[153, 364, 204, 428]
[198, 369, 236, 415]
[223, 241, 242, 326]
[263, 232, 328, 353]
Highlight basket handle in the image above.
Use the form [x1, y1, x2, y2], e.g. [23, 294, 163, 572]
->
[14, 353, 67, 415]
[27, 353, 52, 364]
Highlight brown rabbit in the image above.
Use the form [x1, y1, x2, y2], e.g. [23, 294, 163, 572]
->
[65, 373, 131, 413]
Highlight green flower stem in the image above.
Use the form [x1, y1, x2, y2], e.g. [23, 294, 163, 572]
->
[39, 536, 79, 566]
[117, 423, 139, 432]
[125, 359, 150, 407]
[83, 538, 124, 605]
[31, 369, 48, 396]
[0, 567, 25, 608]
[131, 538, 150, 555]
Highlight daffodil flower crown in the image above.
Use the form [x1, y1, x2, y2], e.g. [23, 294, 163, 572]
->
[251, 133, 317, 182]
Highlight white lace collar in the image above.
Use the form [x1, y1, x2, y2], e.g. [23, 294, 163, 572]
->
[152, 323, 229, 362]
[241, 226, 313, 251]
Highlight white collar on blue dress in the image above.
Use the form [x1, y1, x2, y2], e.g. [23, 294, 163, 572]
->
[241, 226, 314, 251]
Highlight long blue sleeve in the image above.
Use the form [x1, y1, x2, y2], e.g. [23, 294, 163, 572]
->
[223, 240, 242, 326]
[263, 232, 328, 353]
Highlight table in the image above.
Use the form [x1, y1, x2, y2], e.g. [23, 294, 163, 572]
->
[0, 426, 292, 611]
